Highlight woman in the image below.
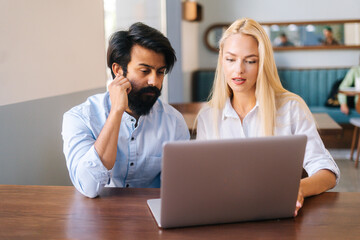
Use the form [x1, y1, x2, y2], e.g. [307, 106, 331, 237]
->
[196, 18, 340, 216]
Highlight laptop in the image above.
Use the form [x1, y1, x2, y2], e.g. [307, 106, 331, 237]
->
[147, 135, 307, 228]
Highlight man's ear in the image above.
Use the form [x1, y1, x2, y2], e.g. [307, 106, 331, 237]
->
[112, 63, 123, 76]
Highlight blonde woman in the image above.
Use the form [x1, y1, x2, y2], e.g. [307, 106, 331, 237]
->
[196, 18, 340, 216]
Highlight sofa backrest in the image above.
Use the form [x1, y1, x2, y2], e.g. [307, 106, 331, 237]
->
[192, 70, 216, 102]
[278, 68, 349, 107]
[192, 68, 349, 107]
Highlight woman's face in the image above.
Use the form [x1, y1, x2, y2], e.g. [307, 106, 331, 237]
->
[222, 33, 259, 96]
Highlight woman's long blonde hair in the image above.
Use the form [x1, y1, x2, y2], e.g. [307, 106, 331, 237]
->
[208, 18, 305, 136]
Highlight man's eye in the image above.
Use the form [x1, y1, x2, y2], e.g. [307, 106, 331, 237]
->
[140, 69, 150, 73]
[226, 58, 235, 62]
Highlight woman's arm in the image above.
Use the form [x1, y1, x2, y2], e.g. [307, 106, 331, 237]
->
[294, 169, 336, 216]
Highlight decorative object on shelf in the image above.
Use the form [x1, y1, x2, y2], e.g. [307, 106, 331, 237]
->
[182, 0, 202, 22]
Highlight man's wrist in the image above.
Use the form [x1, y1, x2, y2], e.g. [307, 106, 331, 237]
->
[108, 108, 124, 123]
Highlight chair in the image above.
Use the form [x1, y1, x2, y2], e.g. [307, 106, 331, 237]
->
[350, 118, 360, 167]
[170, 102, 206, 138]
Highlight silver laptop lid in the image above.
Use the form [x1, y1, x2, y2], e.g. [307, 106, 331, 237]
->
[156, 135, 307, 228]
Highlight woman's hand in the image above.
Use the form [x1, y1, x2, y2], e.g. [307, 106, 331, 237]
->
[294, 186, 304, 217]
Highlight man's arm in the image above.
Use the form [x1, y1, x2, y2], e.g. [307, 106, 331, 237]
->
[94, 73, 131, 170]
[62, 73, 131, 198]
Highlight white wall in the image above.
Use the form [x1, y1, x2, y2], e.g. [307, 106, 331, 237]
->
[182, 0, 360, 101]
[0, 0, 107, 106]
[182, 21, 200, 102]
[0, 0, 106, 185]
[115, 0, 162, 30]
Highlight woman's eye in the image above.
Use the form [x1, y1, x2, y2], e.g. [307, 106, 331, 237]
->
[226, 58, 235, 62]
[246, 60, 257, 64]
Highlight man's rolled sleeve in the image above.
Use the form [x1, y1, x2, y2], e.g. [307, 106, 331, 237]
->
[62, 111, 110, 198]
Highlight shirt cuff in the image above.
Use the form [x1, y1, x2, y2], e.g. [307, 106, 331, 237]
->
[79, 145, 112, 185]
[305, 158, 340, 185]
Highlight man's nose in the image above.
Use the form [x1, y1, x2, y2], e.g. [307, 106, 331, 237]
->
[148, 72, 160, 87]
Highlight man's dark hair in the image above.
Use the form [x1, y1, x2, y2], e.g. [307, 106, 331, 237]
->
[107, 22, 176, 78]
[324, 26, 333, 32]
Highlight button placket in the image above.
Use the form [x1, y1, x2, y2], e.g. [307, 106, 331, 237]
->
[127, 128, 137, 178]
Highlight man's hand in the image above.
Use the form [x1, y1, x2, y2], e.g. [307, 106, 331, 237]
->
[340, 103, 349, 115]
[294, 186, 304, 217]
[108, 73, 132, 113]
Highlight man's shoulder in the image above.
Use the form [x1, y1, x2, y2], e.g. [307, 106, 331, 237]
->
[65, 92, 109, 118]
[152, 99, 183, 120]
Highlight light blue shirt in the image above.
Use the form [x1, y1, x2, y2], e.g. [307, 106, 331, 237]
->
[62, 92, 190, 198]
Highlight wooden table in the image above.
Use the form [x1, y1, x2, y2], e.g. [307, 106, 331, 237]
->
[1, 185, 360, 239]
[312, 113, 342, 135]
[181, 111, 342, 135]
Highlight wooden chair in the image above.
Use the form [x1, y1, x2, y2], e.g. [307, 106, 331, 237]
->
[170, 102, 206, 138]
[350, 118, 360, 167]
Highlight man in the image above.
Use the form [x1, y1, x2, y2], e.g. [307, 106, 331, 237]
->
[321, 26, 339, 46]
[275, 33, 294, 47]
[62, 22, 190, 198]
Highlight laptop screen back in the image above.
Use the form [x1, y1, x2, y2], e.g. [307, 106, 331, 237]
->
[150, 135, 307, 228]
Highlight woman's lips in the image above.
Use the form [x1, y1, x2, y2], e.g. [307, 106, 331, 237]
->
[232, 77, 246, 85]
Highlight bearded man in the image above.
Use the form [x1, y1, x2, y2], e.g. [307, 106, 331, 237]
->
[62, 23, 189, 198]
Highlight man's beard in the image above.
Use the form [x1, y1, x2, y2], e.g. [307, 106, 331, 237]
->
[128, 85, 161, 116]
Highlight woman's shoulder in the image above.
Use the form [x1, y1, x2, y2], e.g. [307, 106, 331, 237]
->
[198, 103, 222, 120]
[198, 103, 212, 114]
[277, 93, 311, 114]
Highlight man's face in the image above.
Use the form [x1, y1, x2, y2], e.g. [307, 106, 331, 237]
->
[323, 29, 332, 38]
[125, 45, 166, 116]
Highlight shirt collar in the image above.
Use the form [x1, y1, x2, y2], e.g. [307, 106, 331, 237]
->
[222, 97, 259, 120]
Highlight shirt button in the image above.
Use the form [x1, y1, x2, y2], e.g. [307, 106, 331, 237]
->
[130, 162, 134, 166]
[131, 137, 135, 141]
[125, 184, 130, 188]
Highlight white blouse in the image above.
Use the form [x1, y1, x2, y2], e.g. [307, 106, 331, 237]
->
[197, 98, 340, 183]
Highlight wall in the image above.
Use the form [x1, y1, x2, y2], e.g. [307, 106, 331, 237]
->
[0, 0, 107, 185]
[0, 0, 107, 106]
[182, 0, 360, 101]
[0, 88, 104, 185]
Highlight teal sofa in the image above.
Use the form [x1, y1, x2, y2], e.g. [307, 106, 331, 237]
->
[192, 68, 360, 123]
